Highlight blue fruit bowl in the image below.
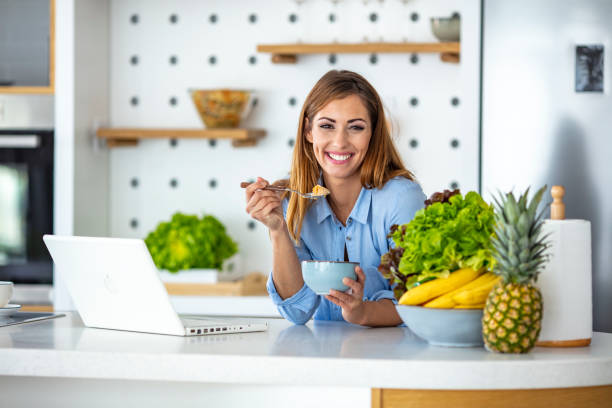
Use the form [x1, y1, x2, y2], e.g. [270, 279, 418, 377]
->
[396, 305, 484, 347]
[301, 261, 358, 295]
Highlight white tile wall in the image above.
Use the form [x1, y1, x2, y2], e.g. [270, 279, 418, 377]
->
[109, 0, 481, 276]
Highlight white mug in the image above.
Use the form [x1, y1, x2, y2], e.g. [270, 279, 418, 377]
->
[0, 281, 14, 307]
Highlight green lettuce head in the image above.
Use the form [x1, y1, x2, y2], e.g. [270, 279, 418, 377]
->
[379, 191, 496, 299]
[145, 212, 238, 273]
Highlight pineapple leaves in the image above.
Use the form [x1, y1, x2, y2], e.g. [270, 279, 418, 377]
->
[528, 185, 548, 220]
[503, 193, 519, 224]
[491, 185, 550, 284]
[516, 213, 530, 236]
[518, 186, 530, 210]
[491, 194, 506, 222]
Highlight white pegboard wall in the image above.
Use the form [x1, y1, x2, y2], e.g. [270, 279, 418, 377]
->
[109, 0, 481, 276]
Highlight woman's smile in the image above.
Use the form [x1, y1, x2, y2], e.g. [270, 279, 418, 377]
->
[326, 151, 354, 164]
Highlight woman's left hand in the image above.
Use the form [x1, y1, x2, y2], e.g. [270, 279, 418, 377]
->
[325, 266, 367, 325]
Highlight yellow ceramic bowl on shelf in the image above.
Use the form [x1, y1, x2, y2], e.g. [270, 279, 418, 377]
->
[189, 89, 255, 128]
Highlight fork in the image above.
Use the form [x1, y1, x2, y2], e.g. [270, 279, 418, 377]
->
[240, 182, 321, 199]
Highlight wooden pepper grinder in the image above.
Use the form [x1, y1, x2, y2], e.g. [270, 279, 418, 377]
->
[536, 185, 593, 347]
[550, 185, 565, 220]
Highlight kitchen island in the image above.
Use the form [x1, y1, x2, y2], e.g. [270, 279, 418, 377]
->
[0, 313, 611, 408]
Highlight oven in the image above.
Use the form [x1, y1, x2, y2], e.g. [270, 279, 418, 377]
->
[0, 129, 53, 284]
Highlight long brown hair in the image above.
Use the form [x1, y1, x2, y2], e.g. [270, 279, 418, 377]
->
[285, 70, 415, 243]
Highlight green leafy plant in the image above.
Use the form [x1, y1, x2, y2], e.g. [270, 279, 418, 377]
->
[379, 191, 496, 299]
[145, 212, 238, 273]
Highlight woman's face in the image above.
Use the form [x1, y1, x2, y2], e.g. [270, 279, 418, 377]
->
[306, 94, 372, 183]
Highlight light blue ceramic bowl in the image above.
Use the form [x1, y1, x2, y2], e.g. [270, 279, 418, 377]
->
[301, 261, 358, 295]
[396, 305, 484, 347]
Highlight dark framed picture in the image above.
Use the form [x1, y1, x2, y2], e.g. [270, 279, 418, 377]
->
[575, 45, 604, 93]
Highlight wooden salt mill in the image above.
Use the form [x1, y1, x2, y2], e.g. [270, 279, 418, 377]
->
[550, 185, 565, 221]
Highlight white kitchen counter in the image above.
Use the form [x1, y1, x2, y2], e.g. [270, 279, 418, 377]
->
[1, 312, 611, 391]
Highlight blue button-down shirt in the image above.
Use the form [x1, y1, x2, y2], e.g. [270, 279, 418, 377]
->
[266, 176, 426, 324]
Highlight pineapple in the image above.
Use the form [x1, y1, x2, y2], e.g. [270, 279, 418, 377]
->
[482, 186, 549, 353]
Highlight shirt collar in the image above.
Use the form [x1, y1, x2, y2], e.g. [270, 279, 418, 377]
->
[350, 186, 372, 224]
[315, 197, 334, 224]
[314, 180, 372, 225]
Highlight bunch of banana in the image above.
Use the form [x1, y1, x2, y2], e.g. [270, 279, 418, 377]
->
[398, 268, 501, 309]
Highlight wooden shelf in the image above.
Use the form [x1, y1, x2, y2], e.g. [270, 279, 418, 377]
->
[257, 42, 460, 63]
[20, 305, 54, 312]
[0, 87, 54, 94]
[163, 273, 267, 297]
[97, 128, 266, 148]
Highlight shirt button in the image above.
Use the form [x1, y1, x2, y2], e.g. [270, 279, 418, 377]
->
[348, 219, 352, 224]
[346, 236, 352, 241]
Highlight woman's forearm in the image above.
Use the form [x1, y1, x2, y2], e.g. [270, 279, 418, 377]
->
[269, 223, 304, 299]
[360, 299, 403, 327]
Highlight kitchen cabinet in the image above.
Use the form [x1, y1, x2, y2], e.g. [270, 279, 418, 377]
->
[371, 387, 612, 408]
[0, 0, 55, 94]
[1, 313, 611, 408]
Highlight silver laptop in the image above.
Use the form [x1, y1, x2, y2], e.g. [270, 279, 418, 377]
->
[43, 235, 268, 336]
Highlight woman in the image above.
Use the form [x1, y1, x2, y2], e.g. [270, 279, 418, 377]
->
[245, 70, 425, 326]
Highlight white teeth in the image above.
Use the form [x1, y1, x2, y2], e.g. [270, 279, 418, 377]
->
[328, 153, 351, 161]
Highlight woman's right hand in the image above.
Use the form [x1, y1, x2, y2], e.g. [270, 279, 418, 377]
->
[245, 177, 285, 232]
